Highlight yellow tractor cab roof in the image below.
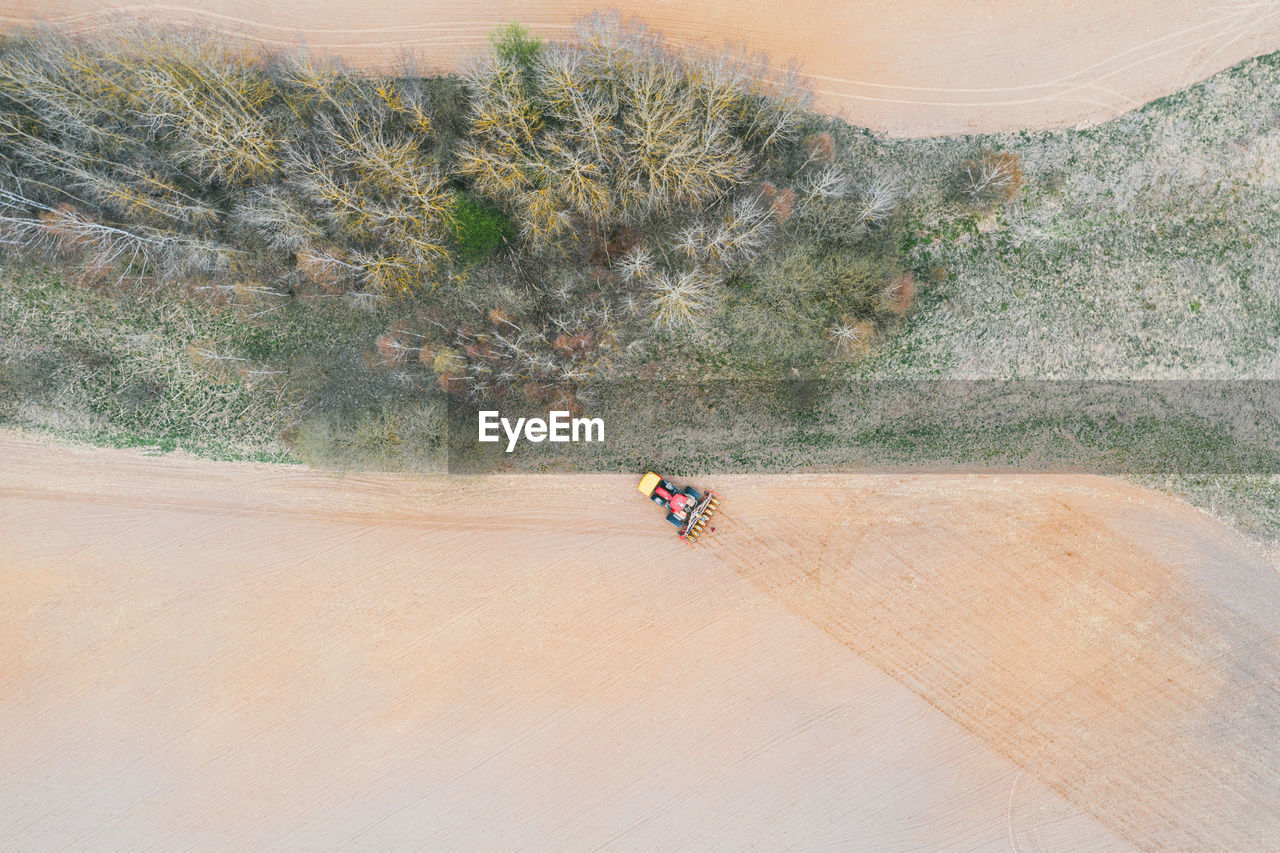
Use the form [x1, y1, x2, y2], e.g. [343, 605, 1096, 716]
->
[638, 471, 662, 497]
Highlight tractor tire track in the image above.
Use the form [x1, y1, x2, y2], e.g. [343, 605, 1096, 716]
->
[4, 0, 1280, 134]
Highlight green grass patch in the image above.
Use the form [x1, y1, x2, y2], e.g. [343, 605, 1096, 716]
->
[452, 193, 514, 262]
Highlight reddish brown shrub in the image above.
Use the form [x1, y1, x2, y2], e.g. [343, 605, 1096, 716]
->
[554, 330, 597, 357]
[962, 150, 1024, 205]
[522, 381, 559, 407]
[295, 248, 346, 294]
[374, 322, 419, 366]
[437, 373, 465, 393]
[771, 188, 796, 222]
[37, 205, 91, 254]
[464, 340, 495, 361]
[588, 223, 642, 264]
[887, 273, 915, 315]
[804, 131, 836, 164]
[550, 392, 586, 419]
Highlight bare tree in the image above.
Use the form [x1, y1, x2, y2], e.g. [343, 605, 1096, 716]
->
[962, 149, 1024, 205]
[648, 267, 718, 332]
[854, 172, 902, 226]
[232, 188, 323, 251]
[800, 164, 849, 201]
[121, 30, 282, 185]
[615, 247, 655, 282]
[0, 185, 227, 279]
[458, 11, 789, 254]
[828, 317, 875, 356]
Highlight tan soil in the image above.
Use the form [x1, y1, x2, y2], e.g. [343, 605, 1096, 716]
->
[4, 0, 1280, 135]
[2, 434, 1277, 848]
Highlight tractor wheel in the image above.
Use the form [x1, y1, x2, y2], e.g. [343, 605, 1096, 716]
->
[665, 512, 683, 527]
[683, 486, 702, 500]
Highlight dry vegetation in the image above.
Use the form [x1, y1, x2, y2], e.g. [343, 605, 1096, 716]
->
[1, 18, 1276, 547]
[0, 17, 917, 416]
[0, 26, 459, 293]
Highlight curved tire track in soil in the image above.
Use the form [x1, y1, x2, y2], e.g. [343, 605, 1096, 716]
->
[5, 0, 1280, 134]
[1, 436, 1276, 848]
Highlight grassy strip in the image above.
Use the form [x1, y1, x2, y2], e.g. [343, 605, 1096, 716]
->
[3, 32, 1280, 552]
[847, 55, 1280, 379]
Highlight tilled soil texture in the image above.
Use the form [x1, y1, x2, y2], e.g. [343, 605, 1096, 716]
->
[5, 0, 1280, 134]
[3, 437, 1278, 847]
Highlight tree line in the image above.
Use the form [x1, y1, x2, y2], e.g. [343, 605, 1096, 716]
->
[0, 16, 1017, 408]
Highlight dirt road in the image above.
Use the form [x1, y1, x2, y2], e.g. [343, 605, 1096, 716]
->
[2, 434, 1277, 848]
[4, 0, 1279, 135]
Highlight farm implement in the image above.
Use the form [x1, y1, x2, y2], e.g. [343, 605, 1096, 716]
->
[637, 471, 720, 546]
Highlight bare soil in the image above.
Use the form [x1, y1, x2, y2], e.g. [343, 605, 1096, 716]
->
[4, 0, 1279, 134]
[2, 434, 1277, 848]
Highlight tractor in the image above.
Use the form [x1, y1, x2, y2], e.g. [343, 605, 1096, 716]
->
[637, 471, 720, 545]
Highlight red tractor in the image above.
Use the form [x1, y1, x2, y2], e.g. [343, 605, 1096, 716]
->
[637, 471, 720, 545]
